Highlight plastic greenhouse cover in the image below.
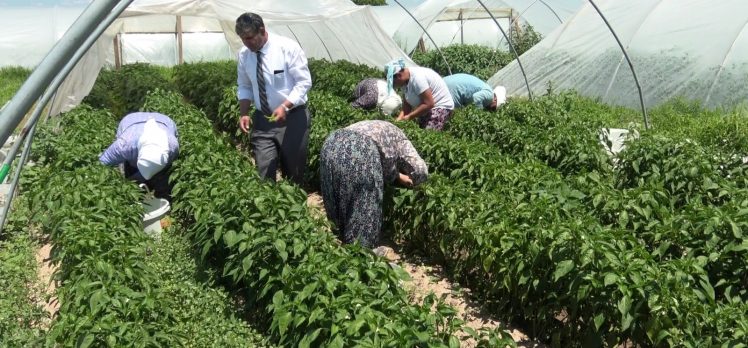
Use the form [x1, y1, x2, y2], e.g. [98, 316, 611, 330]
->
[393, 0, 583, 53]
[38, 0, 413, 116]
[490, 0, 748, 111]
[0, 6, 84, 68]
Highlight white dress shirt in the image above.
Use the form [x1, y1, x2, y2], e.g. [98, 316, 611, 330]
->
[237, 32, 312, 110]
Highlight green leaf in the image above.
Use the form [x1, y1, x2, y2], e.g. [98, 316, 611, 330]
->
[621, 313, 634, 331]
[299, 282, 318, 302]
[699, 278, 715, 302]
[482, 254, 494, 272]
[274, 239, 287, 253]
[593, 313, 605, 331]
[553, 260, 574, 281]
[730, 221, 743, 238]
[346, 318, 366, 335]
[272, 290, 285, 309]
[242, 255, 252, 273]
[223, 229, 238, 247]
[89, 290, 103, 313]
[603, 273, 618, 287]
[299, 328, 322, 348]
[308, 308, 323, 324]
[277, 311, 292, 336]
[77, 334, 95, 348]
[618, 296, 631, 316]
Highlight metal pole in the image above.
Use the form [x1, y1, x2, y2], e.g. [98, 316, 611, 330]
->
[459, 9, 464, 45]
[0, 123, 36, 234]
[0, 0, 135, 235]
[392, 0, 452, 75]
[0, 0, 134, 185]
[176, 15, 184, 65]
[499, 0, 562, 48]
[587, 0, 649, 129]
[0, 0, 124, 149]
[475, 0, 533, 100]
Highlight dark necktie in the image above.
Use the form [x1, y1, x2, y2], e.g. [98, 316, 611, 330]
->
[256, 51, 272, 115]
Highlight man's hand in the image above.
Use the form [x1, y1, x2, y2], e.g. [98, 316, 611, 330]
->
[239, 115, 252, 133]
[272, 105, 288, 123]
[396, 111, 408, 122]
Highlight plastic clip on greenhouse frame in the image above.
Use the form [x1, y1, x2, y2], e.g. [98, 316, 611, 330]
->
[0, 0, 135, 234]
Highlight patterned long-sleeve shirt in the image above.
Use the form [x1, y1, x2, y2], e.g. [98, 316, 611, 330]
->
[346, 120, 428, 185]
[99, 112, 179, 168]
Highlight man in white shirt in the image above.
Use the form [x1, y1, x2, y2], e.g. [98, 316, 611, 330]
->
[236, 12, 312, 185]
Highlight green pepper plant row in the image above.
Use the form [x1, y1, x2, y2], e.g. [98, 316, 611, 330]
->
[13, 105, 180, 347]
[141, 89, 513, 347]
[294, 90, 748, 347]
[170, 59, 748, 347]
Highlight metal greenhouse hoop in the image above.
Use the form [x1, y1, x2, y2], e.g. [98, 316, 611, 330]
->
[588, 0, 649, 129]
[392, 0, 453, 75]
[475, 0, 533, 100]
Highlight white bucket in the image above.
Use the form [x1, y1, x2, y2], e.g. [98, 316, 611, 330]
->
[142, 197, 170, 239]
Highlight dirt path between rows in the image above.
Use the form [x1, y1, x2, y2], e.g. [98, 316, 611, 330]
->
[306, 192, 546, 348]
[35, 241, 59, 325]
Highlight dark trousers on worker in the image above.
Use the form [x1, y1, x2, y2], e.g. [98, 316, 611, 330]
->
[250, 105, 310, 185]
[123, 162, 173, 202]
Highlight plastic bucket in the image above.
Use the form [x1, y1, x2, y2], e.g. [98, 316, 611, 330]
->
[142, 197, 170, 239]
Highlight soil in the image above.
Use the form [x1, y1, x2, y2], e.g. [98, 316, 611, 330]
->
[34, 241, 59, 324]
[305, 193, 546, 348]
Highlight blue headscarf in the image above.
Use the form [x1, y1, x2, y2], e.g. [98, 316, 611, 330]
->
[384, 58, 406, 95]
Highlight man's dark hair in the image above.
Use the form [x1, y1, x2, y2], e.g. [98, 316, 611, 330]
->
[235, 12, 264, 36]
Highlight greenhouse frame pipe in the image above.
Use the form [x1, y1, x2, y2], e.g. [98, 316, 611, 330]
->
[475, 0, 533, 100]
[0, 0, 134, 233]
[0, 0, 123, 149]
[0, 123, 36, 234]
[392, 0, 452, 75]
[0, 0, 134, 185]
[502, 0, 563, 45]
[309, 26, 334, 61]
[538, 0, 563, 23]
[588, 0, 649, 129]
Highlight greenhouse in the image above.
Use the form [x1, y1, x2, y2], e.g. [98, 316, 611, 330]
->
[492, 0, 748, 110]
[1, 0, 748, 347]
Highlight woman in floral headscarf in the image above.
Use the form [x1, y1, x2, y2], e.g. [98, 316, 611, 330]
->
[384, 58, 454, 131]
[350, 78, 403, 117]
[319, 120, 428, 250]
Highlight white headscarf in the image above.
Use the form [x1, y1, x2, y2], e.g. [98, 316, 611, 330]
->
[137, 118, 170, 180]
[493, 86, 507, 106]
[379, 95, 403, 117]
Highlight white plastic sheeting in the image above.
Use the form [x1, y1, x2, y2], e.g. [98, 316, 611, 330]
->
[45, 0, 412, 116]
[490, 0, 748, 110]
[393, 0, 582, 52]
[0, 6, 84, 68]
